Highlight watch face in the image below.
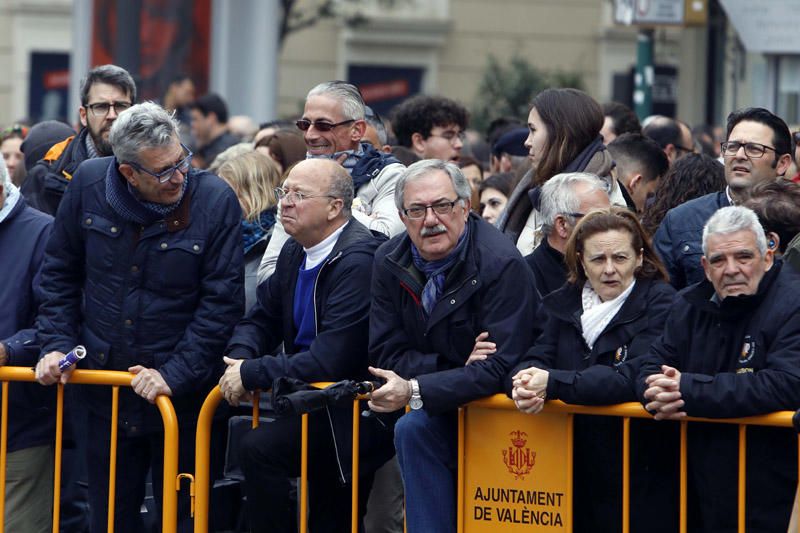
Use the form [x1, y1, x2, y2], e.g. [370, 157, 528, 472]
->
[409, 397, 423, 410]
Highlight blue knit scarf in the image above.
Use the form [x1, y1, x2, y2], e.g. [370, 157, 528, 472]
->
[410, 223, 471, 317]
[242, 208, 277, 254]
[105, 159, 188, 225]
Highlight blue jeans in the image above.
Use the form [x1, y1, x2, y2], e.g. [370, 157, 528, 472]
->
[394, 409, 457, 533]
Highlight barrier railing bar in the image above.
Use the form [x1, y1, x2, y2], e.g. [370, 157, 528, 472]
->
[622, 416, 630, 533]
[193, 386, 221, 533]
[108, 386, 120, 532]
[53, 383, 64, 532]
[252, 391, 260, 429]
[457, 407, 465, 532]
[155, 394, 180, 533]
[351, 400, 360, 533]
[737, 424, 746, 533]
[0, 382, 7, 531]
[566, 413, 574, 532]
[300, 413, 309, 533]
[797, 436, 800, 533]
[679, 420, 687, 533]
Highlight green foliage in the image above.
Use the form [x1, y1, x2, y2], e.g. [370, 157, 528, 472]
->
[471, 54, 584, 134]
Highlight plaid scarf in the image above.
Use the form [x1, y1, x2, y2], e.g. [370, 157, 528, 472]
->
[105, 159, 187, 225]
[410, 223, 471, 318]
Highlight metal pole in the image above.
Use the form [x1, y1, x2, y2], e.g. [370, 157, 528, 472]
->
[634, 28, 654, 120]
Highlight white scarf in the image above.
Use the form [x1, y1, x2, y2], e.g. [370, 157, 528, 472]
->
[0, 182, 20, 224]
[580, 280, 636, 350]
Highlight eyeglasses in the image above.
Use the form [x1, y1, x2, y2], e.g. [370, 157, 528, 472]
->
[674, 143, 696, 155]
[402, 199, 461, 219]
[274, 187, 337, 204]
[295, 119, 356, 132]
[85, 101, 132, 117]
[126, 144, 193, 183]
[720, 141, 776, 159]
[565, 212, 585, 219]
[429, 131, 466, 144]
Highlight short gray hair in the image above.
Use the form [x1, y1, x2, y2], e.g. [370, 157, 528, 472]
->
[327, 163, 354, 217]
[540, 172, 608, 236]
[702, 206, 767, 256]
[307, 81, 365, 121]
[109, 102, 179, 164]
[394, 159, 471, 210]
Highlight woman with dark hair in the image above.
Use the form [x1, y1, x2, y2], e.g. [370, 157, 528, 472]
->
[510, 207, 676, 533]
[497, 88, 614, 254]
[477, 172, 514, 225]
[641, 153, 725, 236]
[459, 155, 484, 214]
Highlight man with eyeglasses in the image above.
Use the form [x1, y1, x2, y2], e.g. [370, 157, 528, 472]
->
[33, 102, 244, 533]
[22, 64, 136, 216]
[218, 158, 393, 532]
[654, 107, 793, 289]
[391, 94, 469, 163]
[257, 80, 406, 282]
[367, 160, 538, 533]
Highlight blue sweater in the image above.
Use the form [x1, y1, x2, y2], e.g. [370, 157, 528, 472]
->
[293, 259, 325, 351]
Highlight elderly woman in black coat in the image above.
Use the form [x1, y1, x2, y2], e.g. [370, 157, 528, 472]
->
[510, 207, 677, 533]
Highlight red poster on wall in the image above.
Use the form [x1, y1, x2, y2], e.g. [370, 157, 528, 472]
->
[91, 0, 211, 101]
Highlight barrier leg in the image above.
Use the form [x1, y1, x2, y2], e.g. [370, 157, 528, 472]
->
[107, 386, 120, 532]
[622, 417, 630, 533]
[737, 424, 746, 533]
[351, 400, 360, 533]
[457, 407, 464, 533]
[679, 420, 687, 533]
[52, 384, 64, 533]
[567, 413, 574, 532]
[300, 413, 309, 533]
[0, 381, 8, 532]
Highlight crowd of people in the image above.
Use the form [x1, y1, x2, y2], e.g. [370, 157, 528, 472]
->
[4, 63, 800, 533]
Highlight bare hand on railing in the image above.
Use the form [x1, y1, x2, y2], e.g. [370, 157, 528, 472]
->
[219, 356, 252, 406]
[35, 351, 73, 385]
[129, 366, 173, 403]
[644, 365, 686, 421]
[465, 331, 496, 365]
[511, 367, 549, 414]
[366, 366, 411, 413]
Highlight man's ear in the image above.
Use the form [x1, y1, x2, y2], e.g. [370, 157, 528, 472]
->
[701, 255, 711, 281]
[554, 215, 570, 239]
[79, 106, 88, 129]
[767, 231, 780, 252]
[411, 132, 427, 155]
[776, 153, 793, 176]
[627, 173, 643, 192]
[664, 144, 677, 162]
[351, 120, 367, 143]
[118, 163, 136, 186]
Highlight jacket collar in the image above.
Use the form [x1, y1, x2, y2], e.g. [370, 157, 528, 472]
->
[543, 277, 654, 328]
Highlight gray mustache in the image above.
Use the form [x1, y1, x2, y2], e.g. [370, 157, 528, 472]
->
[421, 224, 447, 237]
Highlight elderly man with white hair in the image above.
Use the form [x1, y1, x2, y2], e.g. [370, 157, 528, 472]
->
[0, 156, 56, 532]
[639, 205, 800, 531]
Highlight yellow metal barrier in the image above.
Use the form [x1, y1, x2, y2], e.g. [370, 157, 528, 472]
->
[0, 367, 180, 533]
[459, 395, 800, 533]
[194, 382, 374, 533]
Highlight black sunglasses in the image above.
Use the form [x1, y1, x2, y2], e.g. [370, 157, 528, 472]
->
[295, 119, 355, 132]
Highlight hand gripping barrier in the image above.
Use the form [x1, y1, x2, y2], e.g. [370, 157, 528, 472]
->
[0, 367, 180, 533]
[458, 396, 800, 533]
[194, 382, 369, 533]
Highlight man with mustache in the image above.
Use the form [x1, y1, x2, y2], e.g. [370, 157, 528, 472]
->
[22, 64, 136, 216]
[257, 80, 406, 281]
[368, 160, 538, 532]
[653, 107, 793, 289]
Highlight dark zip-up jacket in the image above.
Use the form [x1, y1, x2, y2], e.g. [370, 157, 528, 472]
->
[21, 128, 91, 216]
[510, 278, 676, 532]
[0, 195, 57, 453]
[370, 214, 539, 415]
[35, 156, 244, 434]
[637, 261, 800, 532]
[225, 219, 392, 483]
[653, 190, 729, 290]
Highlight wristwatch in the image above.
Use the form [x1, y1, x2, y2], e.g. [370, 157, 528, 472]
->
[408, 378, 423, 410]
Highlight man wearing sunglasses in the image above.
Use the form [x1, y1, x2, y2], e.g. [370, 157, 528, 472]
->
[22, 64, 136, 216]
[34, 102, 244, 533]
[654, 107, 793, 290]
[257, 80, 406, 282]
